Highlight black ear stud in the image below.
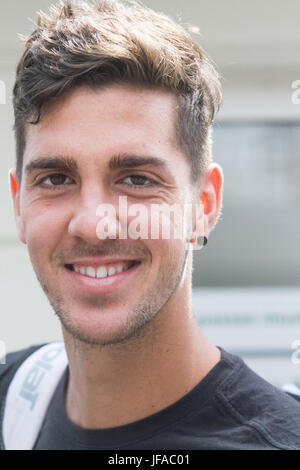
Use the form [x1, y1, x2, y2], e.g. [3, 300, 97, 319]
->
[197, 236, 208, 247]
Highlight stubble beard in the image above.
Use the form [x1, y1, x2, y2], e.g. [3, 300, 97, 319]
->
[35, 249, 189, 349]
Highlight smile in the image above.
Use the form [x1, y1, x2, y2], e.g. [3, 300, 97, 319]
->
[65, 261, 137, 279]
[63, 259, 141, 294]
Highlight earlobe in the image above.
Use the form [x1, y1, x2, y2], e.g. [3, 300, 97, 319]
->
[190, 163, 223, 249]
[8, 169, 26, 244]
[187, 191, 208, 250]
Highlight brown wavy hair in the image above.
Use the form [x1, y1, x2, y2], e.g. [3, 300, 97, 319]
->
[13, 0, 222, 183]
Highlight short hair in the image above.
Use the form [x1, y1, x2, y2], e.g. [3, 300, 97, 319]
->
[13, 0, 222, 183]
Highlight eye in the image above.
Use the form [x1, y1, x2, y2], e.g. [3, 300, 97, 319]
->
[121, 175, 158, 187]
[35, 173, 74, 188]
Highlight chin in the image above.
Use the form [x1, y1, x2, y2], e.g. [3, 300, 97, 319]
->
[59, 307, 156, 347]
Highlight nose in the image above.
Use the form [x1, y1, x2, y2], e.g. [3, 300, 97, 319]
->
[68, 187, 118, 245]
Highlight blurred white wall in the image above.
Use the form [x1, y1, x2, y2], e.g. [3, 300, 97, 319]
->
[0, 1, 299, 386]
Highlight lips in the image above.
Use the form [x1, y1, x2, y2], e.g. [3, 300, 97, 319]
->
[65, 260, 138, 279]
[63, 258, 141, 295]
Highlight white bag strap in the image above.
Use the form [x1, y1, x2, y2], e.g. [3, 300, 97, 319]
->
[281, 383, 300, 396]
[2, 342, 68, 450]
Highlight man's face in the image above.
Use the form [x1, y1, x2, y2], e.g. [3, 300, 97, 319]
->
[11, 85, 207, 346]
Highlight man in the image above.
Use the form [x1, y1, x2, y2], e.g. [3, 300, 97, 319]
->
[1, 0, 300, 450]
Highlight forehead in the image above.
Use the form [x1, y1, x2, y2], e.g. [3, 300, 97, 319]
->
[23, 85, 182, 169]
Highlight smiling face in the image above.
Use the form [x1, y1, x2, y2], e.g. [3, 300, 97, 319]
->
[10, 85, 219, 346]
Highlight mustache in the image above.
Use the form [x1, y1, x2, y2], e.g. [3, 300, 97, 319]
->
[55, 239, 149, 264]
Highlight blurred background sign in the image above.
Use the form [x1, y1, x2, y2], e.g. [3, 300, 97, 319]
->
[193, 288, 300, 386]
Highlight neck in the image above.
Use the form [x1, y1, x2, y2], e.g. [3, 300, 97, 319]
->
[62, 268, 220, 429]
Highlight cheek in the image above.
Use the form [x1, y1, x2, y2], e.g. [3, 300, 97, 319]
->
[144, 237, 187, 290]
[23, 204, 68, 257]
[125, 203, 187, 242]
[146, 237, 185, 270]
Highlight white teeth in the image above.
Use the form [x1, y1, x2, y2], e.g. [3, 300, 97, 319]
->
[97, 266, 108, 278]
[86, 266, 96, 277]
[72, 262, 135, 278]
[108, 266, 116, 276]
[116, 264, 123, 273]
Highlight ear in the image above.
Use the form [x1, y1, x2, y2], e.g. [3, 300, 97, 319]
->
[191, 163, 223, 246]
[9, 169, 26, 244]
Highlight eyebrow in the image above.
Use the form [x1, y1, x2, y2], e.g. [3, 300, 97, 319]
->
[25, 157, 78, 176]
[25, 154, 169, 176]
[109, 154, 169, 171]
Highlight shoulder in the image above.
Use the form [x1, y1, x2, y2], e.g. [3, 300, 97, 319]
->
[281, 383, 300, 403]
[216, 349, 300, 450]
[0, 344, 47, 381]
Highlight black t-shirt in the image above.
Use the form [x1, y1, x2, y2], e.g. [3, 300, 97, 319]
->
[1, 345, 300, 450]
